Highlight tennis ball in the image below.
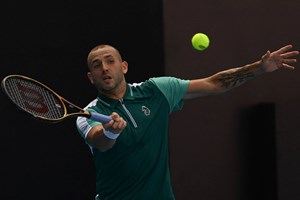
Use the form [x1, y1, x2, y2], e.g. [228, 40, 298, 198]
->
[191, 33, 210, 51]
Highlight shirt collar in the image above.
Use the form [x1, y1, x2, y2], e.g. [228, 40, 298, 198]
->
[97, 84, 135, 108]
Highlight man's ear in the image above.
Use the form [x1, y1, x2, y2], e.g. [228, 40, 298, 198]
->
[122, 61, 128, 74]
[87, 72, 94, 84]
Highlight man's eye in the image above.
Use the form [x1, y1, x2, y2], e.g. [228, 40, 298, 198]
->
[92, 64, 101, 69]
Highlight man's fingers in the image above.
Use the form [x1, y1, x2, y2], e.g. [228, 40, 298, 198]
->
[117, 119, 127, 129]
[281, 51, 299, 59]
[275, 44, 293, 54]
[282, 63, 295, 70]
[262, 50, 271, 60]
[283, 58, 297, 64]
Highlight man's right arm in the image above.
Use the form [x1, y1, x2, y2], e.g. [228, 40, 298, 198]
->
[86, 124, 117, 152]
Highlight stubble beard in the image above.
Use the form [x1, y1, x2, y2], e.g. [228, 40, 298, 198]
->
[98, 75, 126, 98]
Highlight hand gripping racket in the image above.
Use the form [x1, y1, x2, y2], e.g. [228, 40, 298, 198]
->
[1, 74, 112, 123]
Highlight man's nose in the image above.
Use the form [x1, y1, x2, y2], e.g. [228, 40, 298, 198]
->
[102, 63, 109, 71]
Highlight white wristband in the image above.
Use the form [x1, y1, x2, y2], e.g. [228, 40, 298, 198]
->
[103, 129, 120, 140]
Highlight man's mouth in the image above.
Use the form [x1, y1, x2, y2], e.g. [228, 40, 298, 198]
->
[103, 76, 111, 80]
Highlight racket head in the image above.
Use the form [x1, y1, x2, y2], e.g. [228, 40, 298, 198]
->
[1, 75, 69, 122]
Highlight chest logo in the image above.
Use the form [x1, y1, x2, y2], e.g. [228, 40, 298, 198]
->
[142, 106, 151, 116]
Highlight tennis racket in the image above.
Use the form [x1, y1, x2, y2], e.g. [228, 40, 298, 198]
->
[1, 74, 112, 123]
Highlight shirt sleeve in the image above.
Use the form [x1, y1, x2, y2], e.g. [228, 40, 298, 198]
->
[76, 108, 101, 139]
[150, 76, 190, 112]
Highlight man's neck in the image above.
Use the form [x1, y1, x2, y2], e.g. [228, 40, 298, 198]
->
[99, 82, 127, 100]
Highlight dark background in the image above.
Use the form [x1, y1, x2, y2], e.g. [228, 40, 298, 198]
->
[1, 0, 299, 199]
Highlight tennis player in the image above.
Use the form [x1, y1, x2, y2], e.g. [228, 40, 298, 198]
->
[76, 44, 298, 200]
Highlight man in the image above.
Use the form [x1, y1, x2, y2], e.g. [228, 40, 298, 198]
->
[76, 44, 298, 200]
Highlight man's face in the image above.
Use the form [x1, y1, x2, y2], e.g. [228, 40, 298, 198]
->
[87, 46, 128, 93]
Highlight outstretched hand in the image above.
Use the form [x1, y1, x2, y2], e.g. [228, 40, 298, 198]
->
[261, 45, 299, 72]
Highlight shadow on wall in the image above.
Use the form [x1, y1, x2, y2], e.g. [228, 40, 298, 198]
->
[237, 103, 277, 200]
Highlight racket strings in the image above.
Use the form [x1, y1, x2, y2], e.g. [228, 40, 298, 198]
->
[6, 78, 65, 119]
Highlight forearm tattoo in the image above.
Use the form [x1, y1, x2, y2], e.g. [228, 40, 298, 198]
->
[216, 67, 256, 89]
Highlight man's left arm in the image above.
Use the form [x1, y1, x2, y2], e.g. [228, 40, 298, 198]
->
[185, 44, 299, 99]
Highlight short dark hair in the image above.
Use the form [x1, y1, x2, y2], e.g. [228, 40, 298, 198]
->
[87, 44, 123, 69]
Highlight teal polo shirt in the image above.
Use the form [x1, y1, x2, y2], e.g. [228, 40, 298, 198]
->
[76, 76, 190, 200]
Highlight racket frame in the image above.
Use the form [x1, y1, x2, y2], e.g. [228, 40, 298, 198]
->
[1, 74, 106, 123]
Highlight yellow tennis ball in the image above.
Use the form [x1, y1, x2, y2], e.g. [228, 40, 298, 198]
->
[191, 33, 210, 51]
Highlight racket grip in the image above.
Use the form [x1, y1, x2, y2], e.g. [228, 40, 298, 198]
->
[89, 112, 112, 123]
